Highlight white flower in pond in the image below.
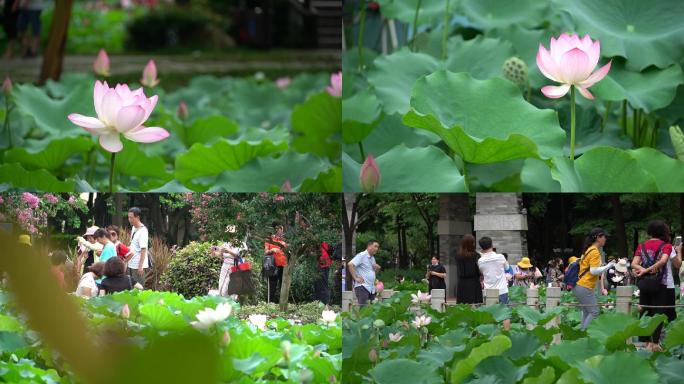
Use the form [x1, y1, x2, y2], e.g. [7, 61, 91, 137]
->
[389, 332, 404, 342]
[191, 302, 232, 330]
[412, 315, 432, 328]
[321, 310, 337, 325]
[411, 290, 431, 304]
[248, 314, 268, 330]
[634, 289, 640, 298]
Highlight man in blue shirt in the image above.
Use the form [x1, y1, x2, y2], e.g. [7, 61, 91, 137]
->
[347, 239, 381, 305]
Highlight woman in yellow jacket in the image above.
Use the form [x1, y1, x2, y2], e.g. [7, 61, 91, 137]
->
[573, 228, 615, 330]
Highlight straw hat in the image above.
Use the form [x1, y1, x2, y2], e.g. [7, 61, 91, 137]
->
[568, 256, 578, 264]
[18, 234, 31, 247]
[83, 226, 99, 237]
[517, 257, 533, 269]
[615, 258, 629, 273]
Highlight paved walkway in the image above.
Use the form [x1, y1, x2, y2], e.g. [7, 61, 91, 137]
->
[1, 50, 341, 82]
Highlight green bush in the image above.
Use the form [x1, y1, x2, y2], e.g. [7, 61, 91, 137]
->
[377, 268, 429, 289]
[125, 8, 214, 51]
[159, 241, 220, 298]
[290, 256, 320, 304]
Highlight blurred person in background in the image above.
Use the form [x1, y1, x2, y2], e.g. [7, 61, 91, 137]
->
[75, 262, 105, 298]
[2, 0, 19, 59]
[100, 257, 143, 294]
[17, 0, 48, 58]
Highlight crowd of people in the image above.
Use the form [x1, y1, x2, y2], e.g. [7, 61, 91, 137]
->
[349, 220, 683, 350]
[42, 207, 150, 297]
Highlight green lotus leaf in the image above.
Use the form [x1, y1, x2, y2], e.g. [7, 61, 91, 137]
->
[586, 312, 666, 351]
[629, 147, 684, 192]
[138, 304, 188, 331]
[0, 163, 75, 191]
[342, 88, 383, 144]
[342, 145, 465, 192]
[404, 70, 565, 163]
[445, 36, 514, 80]
[591, 63, 684, 113]
[460, 0, 549, 29]
[375, 0, 447, 26]
[367, 48, 440, 115]
[211, 152, 331, 192]
[655, 355, 684, 384]
[174, 139, 287, 187]
[520, 158, 561, 192]
[576, 351, 658, 384]
[291, 92, 341, 160]
[3, 136, 93, 171]
[298, 166, 342, 192]
[451, 335, 512, 383]
[522, 367, 555, 384]
[669, 125, 684, 161]
[474, 356, 529, 384]
[554, 0, 684, 71]
[551, 147, 658, 192]
[183, 115, 239, 147]
[369, 358, 443, 384]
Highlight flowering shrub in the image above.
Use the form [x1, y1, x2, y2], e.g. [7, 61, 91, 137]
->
[0, 193, 87, 235]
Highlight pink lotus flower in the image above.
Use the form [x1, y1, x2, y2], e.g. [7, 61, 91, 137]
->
[388, 332, 403, 342]
[359, 154, 380, 192]
[177, 101, 188, 120]
[276, 77, 291, 89]
[93, 49, 110, 77]
[410, 290, 431, 304]
[326, 72, 342, 98]
[2, 76, 12, 95]
[537, 33, 611, 100]
[412, 315, 431, 328]
[141, 60, 159, 87]
[68, 81, 169, 153]
[121, 304, 130, 319]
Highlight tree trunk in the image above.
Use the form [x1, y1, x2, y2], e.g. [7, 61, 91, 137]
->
[39, 0, 74, 84]
[279, 257, 296, 311]
[93, 194, 109, 227]
[112, 194, 124, 228]
[610, 194, 628, 258]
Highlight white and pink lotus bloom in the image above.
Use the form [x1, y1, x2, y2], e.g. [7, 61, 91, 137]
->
[68, 81, 169, 153]
[412, 315, 431, 328]
[536, 33, 611, 100]
[327, 71, 342, 98]
[388, 332, 404, 342]
[410, 290, 431, 304]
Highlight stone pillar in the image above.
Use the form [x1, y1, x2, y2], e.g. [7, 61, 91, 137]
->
[474, 193, 528, 264]
[430, 289, 446, 312]
[485, 289, 500, 305]
[546, 287, 562, 344]
[438, 194, 472, 299]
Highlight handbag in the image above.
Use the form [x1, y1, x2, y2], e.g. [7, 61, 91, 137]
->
[227, 257, 255, 296]
[636, 241, 667, 294]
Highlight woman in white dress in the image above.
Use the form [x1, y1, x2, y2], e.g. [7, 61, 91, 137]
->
[211, 225, 247, 297]
[75, 262, 105, 298]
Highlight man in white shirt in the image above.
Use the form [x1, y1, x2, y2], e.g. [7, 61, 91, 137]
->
[126, 207, 149, 286]
[477, 236, 511, 330]
[347, 240, 381, 305]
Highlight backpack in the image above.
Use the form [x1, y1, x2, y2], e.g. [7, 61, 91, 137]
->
[636, 241, 667, 293]
[262, 254, 277, 277]
[563, 249, 592, 289]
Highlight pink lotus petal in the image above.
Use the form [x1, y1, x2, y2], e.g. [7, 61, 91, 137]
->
[116, 105, 146, 133]
[101, 89, 123, 126]
[559, 48, 592, 84]
[93, 81, 106, 118]
[99, 133, 123, 153]
[576, 86, 595, 100]
[326, 72, 342, 97]
[68, 113, 106, 132]
[586, 40, 600, 71]
[536, 45, 560, 82]
[580, 61, 612, 88]
[541, 84, 571, 99]
[123, 126, 170, 143]
[141, 94, 158, 122]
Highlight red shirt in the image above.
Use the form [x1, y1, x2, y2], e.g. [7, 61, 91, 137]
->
[266, 236, 287, 267]
[634, 239, 672, 283]
[319, 242, 332, 269]
[115, 242, 130, 260]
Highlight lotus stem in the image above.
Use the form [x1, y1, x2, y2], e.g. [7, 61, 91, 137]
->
[621, 100, 627, 134]
[525, 80, 531, 102]
[570, 85, 576, 160]
[601, 101, 612, 133]
[3, 99, 11, 148]
[412, 0, 423, 51]
[109, 152, 116, 194]
[358, 0, 367, 71]
[633, 107, 639, 145]
[358, 142, 366, 163]
[441, 0, 450, 61]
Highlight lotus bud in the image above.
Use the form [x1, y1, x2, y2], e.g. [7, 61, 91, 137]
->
[177, 101, 188, 120]
[368, 348, 377, 363]
[373, 319, 385, 328]
[281, 180, 292, 192]
[503, 57, 528, 85]
[359, 154, 381, 192]
[222, 330, 231, 346]
[281, 340, 291, 362]
[93, 49, 110, 77]
[141, 60, 159, 87]
[121, 304, 130, 319]
[2, 76, 12, 95]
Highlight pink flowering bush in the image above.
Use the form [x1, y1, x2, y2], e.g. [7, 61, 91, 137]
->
[0, 193, 87, 235]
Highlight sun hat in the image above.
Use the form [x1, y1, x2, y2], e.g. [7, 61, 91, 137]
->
[18, 234, 31, 247]
[568, 256, 578, 264]
[83, 226, 99, 237]
[615, 258, 629, 273]
[517, 257, 533, 269]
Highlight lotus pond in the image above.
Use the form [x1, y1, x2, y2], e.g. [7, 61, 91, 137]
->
[0, 71, 341, 192]
[0, 289, 341, 383]
[342, 0, 684, 192]
[342, 289, 684, 383]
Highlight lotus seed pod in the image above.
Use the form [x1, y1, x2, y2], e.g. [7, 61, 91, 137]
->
[373, 319, 385, 328]
[503, 57, 528, 85]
